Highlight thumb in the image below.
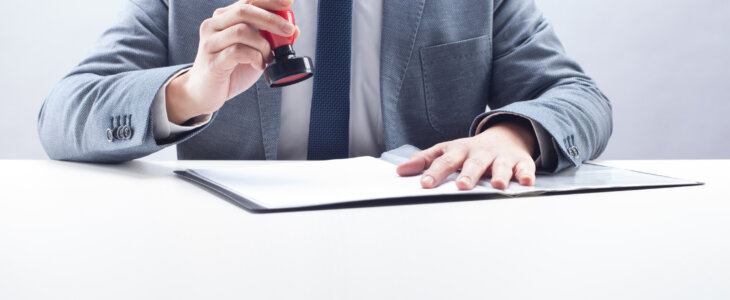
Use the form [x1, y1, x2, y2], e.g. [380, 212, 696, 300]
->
[396, 156, 428, 177]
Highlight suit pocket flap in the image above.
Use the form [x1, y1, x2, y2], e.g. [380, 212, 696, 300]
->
[419, 35, 492, 137]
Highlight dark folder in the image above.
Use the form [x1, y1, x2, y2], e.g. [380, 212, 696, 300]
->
[175, 145, 702, 213]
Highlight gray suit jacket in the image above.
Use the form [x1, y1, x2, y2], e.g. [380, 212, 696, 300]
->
[38, 0, 612, 173]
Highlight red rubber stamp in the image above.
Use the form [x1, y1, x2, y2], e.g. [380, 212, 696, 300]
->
[259, 9, 314, 88]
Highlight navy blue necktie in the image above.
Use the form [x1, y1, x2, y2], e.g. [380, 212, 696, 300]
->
[307, 0, 352, 160]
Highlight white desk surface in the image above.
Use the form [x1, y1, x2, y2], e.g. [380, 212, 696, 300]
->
[0, 159, 728, 300]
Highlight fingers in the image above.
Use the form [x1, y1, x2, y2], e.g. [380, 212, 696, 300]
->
[203, 23, 272, 62]
[396, 144, 446, 177]
[198, 0, 293, 72]
[213, 0, 293, 18]
[513, 158, 536, 186]
[213, 44, 266, 72]
[246, 0, 294, 11]
[455, 152, 495, 190]
[420, 145, 469, 189]
[204, 2, 296, 37]
[489, 157, 515, 190]
[395, 134, 538, 191]
[395, 157, 427, 177]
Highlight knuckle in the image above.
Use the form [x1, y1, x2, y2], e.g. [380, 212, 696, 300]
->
[518, 160, 536, 172]
[482, 149, 496, 158]
[225, 44, 243, 56]
[465, 157, 487, 169]
[518, 157, 536, 167]
[240, 47, 257, 61]
[447, 143, 467, 153]
[451, 139, 470, 149]
[243, 49, 256, 61]
[200, 18, 214, 32]
[434, 142, 448, 150]
[266, 11, 281, 27]
[254, 51, 265, 63]
[266, 13, 281, 23]
[436, 156, 459, 169]
[422, 168, 438, 178]
[259, 38, 271, 54]
[200, 40, 213, 51]
[233, 44, 248, 54]
[213, 8, 225, 16]
[493, 157, 512, 169]
[232, 23, 248, 37]
[409, 152, 424, 161]
[237, 5, 250, 17]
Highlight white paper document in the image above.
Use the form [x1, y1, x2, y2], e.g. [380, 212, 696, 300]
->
[177, 146, 701, 212]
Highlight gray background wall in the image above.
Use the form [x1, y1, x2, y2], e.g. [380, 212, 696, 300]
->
[1, 0, 728, 160]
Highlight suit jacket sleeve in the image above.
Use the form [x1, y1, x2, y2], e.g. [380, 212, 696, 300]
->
[37, 0, 203, 163]
[470, 0, 613, 173]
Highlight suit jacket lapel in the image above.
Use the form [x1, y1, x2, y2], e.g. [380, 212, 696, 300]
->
[380, 0, 426, 150]
[256, 78, 282, 160]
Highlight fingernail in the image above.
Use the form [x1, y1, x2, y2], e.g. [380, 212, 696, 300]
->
[521, 177, 535, 186]
[458, 176, 471, 186]
[281, 22, 295, 35]
[421, 175, 435, 187]
[493, 180, 507, 190]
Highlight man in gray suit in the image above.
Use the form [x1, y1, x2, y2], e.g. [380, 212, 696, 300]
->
[38, 0, 612, 191]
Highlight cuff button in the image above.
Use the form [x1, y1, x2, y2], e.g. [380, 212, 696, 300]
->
[106, 128, 114, 142]
[114, 126, 124, 140]
[568, 146, 580, 159]
[121, 125, 132, 140]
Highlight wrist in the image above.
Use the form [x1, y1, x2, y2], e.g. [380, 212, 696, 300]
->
[165, 72, 200, 125]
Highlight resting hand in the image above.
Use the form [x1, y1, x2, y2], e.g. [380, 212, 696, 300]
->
[396, 120, 538, 190]
[165, 0, 300, 125]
